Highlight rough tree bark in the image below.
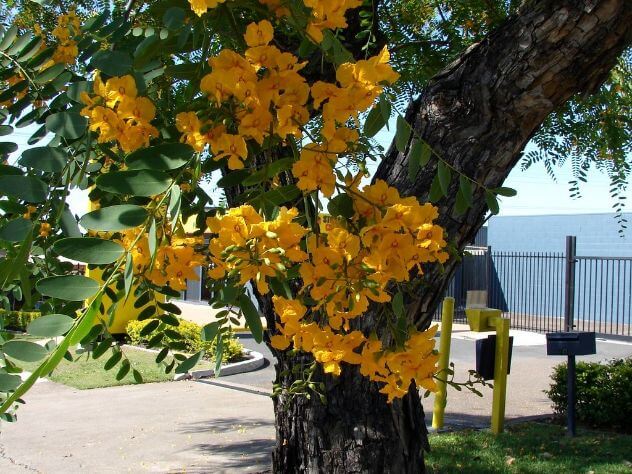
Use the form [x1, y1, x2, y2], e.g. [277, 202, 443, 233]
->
[232, 1, 631, 472]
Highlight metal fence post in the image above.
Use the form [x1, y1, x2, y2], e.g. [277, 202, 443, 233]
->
[564, 236, 577, 332]
[486, 245, 492, 307]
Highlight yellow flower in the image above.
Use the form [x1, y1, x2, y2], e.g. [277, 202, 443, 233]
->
[213, 134, 248, 170]
[39, 222, 51, 237]
[104, 75, 137, 108]
[244, 20, 274, 47]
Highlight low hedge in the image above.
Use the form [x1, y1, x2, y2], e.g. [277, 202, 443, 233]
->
[0, 309, 42, 331]
[126, 318, 244, 363]
[546, 357, 632, 432]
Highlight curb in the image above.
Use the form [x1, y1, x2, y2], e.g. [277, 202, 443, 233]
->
[180, 349, 265, 380]
[120, 345, 266, 380]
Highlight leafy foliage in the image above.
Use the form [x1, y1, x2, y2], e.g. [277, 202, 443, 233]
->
[546, 358, 632, 433]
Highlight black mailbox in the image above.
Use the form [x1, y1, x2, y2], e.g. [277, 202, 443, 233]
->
[546, 332, 596, 356]
[475, 335, 514, 381]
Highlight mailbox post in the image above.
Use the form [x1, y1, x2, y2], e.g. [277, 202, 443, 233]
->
[546, 331, 596, 436]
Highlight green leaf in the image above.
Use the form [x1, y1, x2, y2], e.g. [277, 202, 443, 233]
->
[364, 106, 387, 138]
[395, 116, 411, 153]
[126, 143, 193, 170]
[36, 275, 99, 301]
[437, 161, 451, 195]
[116, 360, 131, 380]
[66, 81, 91, 103]
[60, 207, 81, 238]
[168, 185, 181, 228]
[90, 50, 132, 76]
[163, 7, 185, 29]
[0, 175, 48, 203]
[242, 158, 294, 186]
[485, 191, 500, 215]
[0, 373, 22, 392]
[218, 169, 250, 188]
[148, 218, 157, 257]
[214, 337, 224, 376]
[408, 141, 424, 181]
[0, 142, 17, 154]
[0, 218, 33, 242]
[53, 237, 125, 264]
[80, 204, 148, 231]
[69, 295, 101, 344]
[0, 125, 13, 136]
[140, 319, 160, 336]
[428, 175, 444, 203]
[493, 187, 517, 197]
[33, 63, 65, 84]
[27, 314, 74, 337]
[104, 351, 122, 370]
[392, 291, 405, 319]
[45, 112, 87, 140]
[3, 340, 48, 362]
[96, 169, 171, 197]
[201, 321, 220, 342]
[327, 193, 354, 219]
[454, 189, 469, 216]
[175, 350, 203, 374]
[459, 175, 473, 206]
[19, 147, 68, 173]
[238, 294, 263, 343]
[0, 25, 18, 51]
[379, 96, 392, 124]
[124, 253, 134, 299]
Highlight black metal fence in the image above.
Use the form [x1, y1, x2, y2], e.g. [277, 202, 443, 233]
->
[434, 236, 632, 337]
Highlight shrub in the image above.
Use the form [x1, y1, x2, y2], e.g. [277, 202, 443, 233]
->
[546, 358, 632, 432]
[126, 318, 244, 363]
[0, 309, 42, 331]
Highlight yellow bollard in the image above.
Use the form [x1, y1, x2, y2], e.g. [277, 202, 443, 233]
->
[489, 316, 510, 434]
[432, 297, 455, 430]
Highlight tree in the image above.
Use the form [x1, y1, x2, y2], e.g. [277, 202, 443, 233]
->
[0, 1, 629, 473]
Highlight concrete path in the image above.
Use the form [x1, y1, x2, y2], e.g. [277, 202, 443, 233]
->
[1, 326, 630, 473]
[0, 380, 274, 473]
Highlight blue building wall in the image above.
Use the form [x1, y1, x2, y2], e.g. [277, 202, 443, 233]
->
[487, 213, 632, 256]
[484, 213, 631, 331]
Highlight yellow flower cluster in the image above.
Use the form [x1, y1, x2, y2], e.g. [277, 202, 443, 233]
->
[303, 0, 362, 43]
[119, 231, 204, 292]
[208, 182, 446, 401]
[176, 20, 309, 169]
[187, 0, 360, 43]
[292, 48, 399, 196]
[206, 205, 308, 294]
[81, 75, 159, 153]
[51, 11, 80, 64]
[269, 295, 439, 402]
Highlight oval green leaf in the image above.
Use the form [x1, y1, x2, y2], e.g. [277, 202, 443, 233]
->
[126, 143, 193, 170]
[3, 340, 48, 362]
[0, 175, 48, 202]
[0, 217, 33, 242]
[19, 147, 68, 173]
[0, 373, 22, 391]
[53, 237, 125, 264]
[238, 294, 263, 343]
[79, 204, 148, 231]
[46, 112, 87, 139]
[91, 50, 132, 76]
[27, 313, 74, 337]
[96, 169, 171, 197]
[36, 275, 100, 301]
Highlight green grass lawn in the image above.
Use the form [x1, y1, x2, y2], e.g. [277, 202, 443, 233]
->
[427, 421, 632, 473]
[18, 345, 213, 390]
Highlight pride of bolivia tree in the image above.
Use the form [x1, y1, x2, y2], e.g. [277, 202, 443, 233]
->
[0, 0, 629, 472]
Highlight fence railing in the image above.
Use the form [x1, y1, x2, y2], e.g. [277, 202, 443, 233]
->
[434, 236, 631, 337]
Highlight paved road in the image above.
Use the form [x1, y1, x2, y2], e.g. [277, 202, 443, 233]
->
[0, 327, 629, 472]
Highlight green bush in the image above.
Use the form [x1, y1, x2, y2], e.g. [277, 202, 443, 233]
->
[546, 358, 632, 432]
[0, 309, 42, 331]
[126, 318, 244, 363]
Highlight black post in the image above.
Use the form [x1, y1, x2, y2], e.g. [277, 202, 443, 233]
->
[486, 245, 492, 307]
[564, 236, 577, 332]
[567, 354, 576, 436]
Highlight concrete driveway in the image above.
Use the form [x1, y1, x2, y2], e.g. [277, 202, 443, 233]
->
[1, 328, 630, 472]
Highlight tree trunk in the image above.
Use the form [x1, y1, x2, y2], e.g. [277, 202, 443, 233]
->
[234, 1, 631, 472]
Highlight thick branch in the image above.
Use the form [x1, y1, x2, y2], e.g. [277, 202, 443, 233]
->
[374, 0, 632, 326]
